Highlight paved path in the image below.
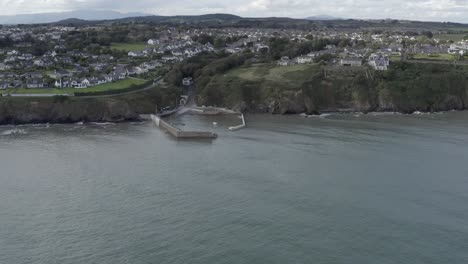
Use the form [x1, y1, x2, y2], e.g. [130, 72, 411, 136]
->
[4, 77, 163, 99]
[405, 59, 468, 65]
[77, 83, 157, 99]
[77, 77, 163, 99]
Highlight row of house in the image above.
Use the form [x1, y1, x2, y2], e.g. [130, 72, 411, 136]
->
[278, 51, 389, 71]
[129, 40, 215, 59]
[340, 53, 389, 70]
[54, 61, 162, 89]
[448, 41, 468, 55]
[0, 78, 48, 89]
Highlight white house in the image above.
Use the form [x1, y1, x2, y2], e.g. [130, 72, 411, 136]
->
[7, 50, 19, 56]
[71, 78, 91, 89]
[172, 49, 184, 56]
[128, 51, 145, 57]
[277, 56, 293, 66]
[448, 42, 468, 54]
[295, 56, 313, 64]
[0, 63, 12, 70]
[26, 79, 47, 89]
[368, 53, 389, 71]
[340, 57, 362, 67]
[148, 39, 159, 45]
[182, 77, 193, 86]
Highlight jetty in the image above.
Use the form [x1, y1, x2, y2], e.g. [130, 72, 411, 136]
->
[228, 113, 246, 131]
[150, 103, 246, 140]
[151, 114, 217, 139]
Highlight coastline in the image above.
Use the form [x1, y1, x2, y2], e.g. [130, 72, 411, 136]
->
[0, 86, 180, 126]
[0, 107, 464, 127]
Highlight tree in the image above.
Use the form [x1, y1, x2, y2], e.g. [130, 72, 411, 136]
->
[194, 34, 215, 45]
[214, 37, 226, 49]
[268, 37, 290, 60]
[421, 31, 433, 39]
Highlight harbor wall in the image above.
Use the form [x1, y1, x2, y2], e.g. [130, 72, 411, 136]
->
[151, 114, 217, 139]
[228, 114, 246, 131]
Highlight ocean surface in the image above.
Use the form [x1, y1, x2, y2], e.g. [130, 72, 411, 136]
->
[1, 112, 468, 264]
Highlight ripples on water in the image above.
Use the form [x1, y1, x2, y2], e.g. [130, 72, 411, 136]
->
[1, 112, 468, 264]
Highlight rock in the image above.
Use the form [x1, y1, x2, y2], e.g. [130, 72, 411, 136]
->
[276, 90, 307, 114]
[438, 96, 464, 111]
[0, 91, 170, 125]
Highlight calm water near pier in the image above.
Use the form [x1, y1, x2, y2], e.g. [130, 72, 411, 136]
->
[1, 112, 468, 263]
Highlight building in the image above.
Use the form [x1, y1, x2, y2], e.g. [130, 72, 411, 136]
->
[448, 42, 468, 54]
[0, 63, 12, 70]
[277, 56, 293, 66]
[128, 51, 145, 57]
[368, 53, 389, 71]
[340, 57, 362, 67]
[0, 80, 9, 89]
[49, 69, 73, 79]
[26, 78, 47, 89]
[148, 39, 159, 45]
[23, 72, 44, 79]
[295, 56, 313, 64]
[182, 77, 193, 86]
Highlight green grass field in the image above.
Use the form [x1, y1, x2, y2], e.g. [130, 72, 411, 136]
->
[435, 34, 466, 42]
[412, 53, 455, 61]
[225, 63, 318, 83]
[390, 55, 402, 62]
[111, 42, 148, 52]
[5, 78, 147, 95]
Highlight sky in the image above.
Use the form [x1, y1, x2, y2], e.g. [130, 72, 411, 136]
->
[1, 0, 468, 23]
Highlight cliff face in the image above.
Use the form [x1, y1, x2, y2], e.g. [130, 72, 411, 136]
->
[197, 63, 468, 114]
[0, 88, 179, 125]
[230, 89, 467, 115]
[0, 99, 138, 124]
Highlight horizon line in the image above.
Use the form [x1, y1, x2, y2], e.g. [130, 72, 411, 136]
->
[0, 10, 466, 25]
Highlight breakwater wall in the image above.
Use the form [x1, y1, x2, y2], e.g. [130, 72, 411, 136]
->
[228, 114, 246, 131]
[151, 114, 217, 139]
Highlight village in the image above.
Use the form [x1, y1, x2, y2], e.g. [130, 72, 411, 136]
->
[0, 23, 467, 95]
[0, 25, 216, 95]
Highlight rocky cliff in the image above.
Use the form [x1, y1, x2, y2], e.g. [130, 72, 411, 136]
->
[196, 63, 468, 114]
[0, 88, 178, 125]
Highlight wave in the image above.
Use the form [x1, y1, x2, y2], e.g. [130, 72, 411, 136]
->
[299, 113, 337, 118]
[368, 112, 401, 116]
[299, 113, 318, 118]
[1, 128, 27, 136]
[89, 122, 116, 126]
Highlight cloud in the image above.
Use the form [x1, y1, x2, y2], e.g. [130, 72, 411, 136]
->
[0, 0, 467, 22]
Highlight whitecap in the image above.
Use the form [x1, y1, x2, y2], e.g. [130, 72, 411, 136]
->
[299, 113, 319, 118]
[1, 128, 27, 136]
[89, 122, 116, 126]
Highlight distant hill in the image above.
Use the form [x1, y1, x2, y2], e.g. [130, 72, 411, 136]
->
[3, 11, 467, 32]
[105, 14, 311, 29]
[0, 10, 151, 24]
[112, 13, 243, 24]
[305, 15, 343, 21]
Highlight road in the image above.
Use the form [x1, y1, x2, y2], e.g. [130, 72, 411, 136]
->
[1, 77, 163, 98]
[405, 59, 468, 65]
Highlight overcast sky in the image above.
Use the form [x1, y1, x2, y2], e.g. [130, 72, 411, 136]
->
[1, 0, 468, 22]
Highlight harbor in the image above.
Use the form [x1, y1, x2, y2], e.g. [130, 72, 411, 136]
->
[151, 114, 218, 139]
[150, 105, 245, 140]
